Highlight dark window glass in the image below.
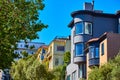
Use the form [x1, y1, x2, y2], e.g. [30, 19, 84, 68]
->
[75, 43, 84, 56]
[42, 49, 45, 53]
[57, 46, 65, 51]
[118, 18, 120, 33]
[40, 55, 44, 60]
[101, 43, 104, 55]
[25, 44, 28, 48]
[20, 44, 22, 47]
[75, 22, 83, 34]
[55, 58, 59, 66]
[67, 75, 70, 80]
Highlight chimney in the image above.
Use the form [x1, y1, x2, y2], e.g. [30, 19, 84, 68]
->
[116, 10, 120, 16]
[83, 2, 93, 11]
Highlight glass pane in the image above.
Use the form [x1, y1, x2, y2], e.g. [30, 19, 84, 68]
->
[75, 43, 84, 56]
[89, 46, 94, 59]
[118, 18, 120, 33]
[85, 22, 92, 35]
[57, 46, 65, 51]
[67, 75, 70, 80]
[72, 71, 76, 80]
[42, 49, 45, 53]
[79, 65, 82, 78]
[75, 22, 83, 34]
[101, 43, 104, 55]
[55, 58, 59, 66]
[95, 48, 99, 58]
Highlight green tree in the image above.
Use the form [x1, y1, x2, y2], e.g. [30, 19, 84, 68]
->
[52, 52, 71, 80]
[0, 0, 47, 69]
[21, 51, 28, 58]
[10, 54, 55, 80]
[64, 51, 71, 65]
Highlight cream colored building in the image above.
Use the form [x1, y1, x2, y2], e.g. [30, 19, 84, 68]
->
[36, 45, 48, 63]
[44, 36, 71, 70]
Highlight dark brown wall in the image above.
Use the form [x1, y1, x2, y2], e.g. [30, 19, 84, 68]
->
[107, 33, 120, 60]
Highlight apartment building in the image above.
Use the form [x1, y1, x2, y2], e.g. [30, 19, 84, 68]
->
[66, 2, 120, 80]
[86, 32, 120, 79]
[14, 41, 45, 59]
[44, 36, 71, 70]
[37, 45, 48, 63]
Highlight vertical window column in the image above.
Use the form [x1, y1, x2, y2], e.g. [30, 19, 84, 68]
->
[79, 64, 86, 78]
[101, 43, 104, 55]
[118, 18, 120, 33]
[75, 22, 83, 34]
[84, 22, 92, 35]
[75, 43, 84, 56]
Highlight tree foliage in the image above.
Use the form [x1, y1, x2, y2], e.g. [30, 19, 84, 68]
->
[88, 51, 120, 80]
[10, 54, 55, 80]
[64, 51, 70, 65]
[0, 0, 47, 69]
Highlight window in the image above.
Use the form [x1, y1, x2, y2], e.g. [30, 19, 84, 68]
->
[24, 44, 28, 48]
[89, 46, 95, 59]
[95, 48, 99, 58]
[75, 43, 84, 56]
[89, 46, 99, 59]
[57, 46, 65, 51]
[42, 49, 45, 53]
[119, 23, 120, 33]
[55, 58, 59, 66]
[72, 71, 76, 80]
[20, 44, 22, 47]
[40, 55, 44, 60]
[75, 22, 92, 35]
[101, 43, 104, 55]
[84, 22, 92, 35]
[67, 75, 70, 80]
[75, 22, 83, 34]
[79, 64, 86, 78]
[118, 19, 120, 33]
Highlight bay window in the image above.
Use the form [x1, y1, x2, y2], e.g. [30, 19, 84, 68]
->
[89, 46, 99, 59]
[75, 43, 84, 56]
[75, 22, 92, 35]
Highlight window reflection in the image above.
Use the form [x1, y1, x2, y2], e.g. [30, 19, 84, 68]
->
[75, 43, 84, 56]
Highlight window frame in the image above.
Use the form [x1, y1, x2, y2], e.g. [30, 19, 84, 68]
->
[72, 71, 76, 80]
[75, 21, 93, 35]
[101, 43, 104, 55]
[75, 22, 84, 34]
[56, 46, 65, 52]
[75, 42, 84, 57]
[89, 46, 99, 59]
[55, 58, 59, 66]
[84, 22, 93, 35]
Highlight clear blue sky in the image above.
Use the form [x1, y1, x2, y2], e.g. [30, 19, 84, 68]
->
[32, 0, 120, 45]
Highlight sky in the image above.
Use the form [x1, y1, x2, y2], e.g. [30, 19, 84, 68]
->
[32, 0, 120, 45]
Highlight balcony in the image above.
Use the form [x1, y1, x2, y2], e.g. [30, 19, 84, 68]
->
[74, 56, 86, 64]
[89, 58, 99, 67]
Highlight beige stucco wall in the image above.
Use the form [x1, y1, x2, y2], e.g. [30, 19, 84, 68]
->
[99, 38, 108, 66]
[86, 52, 92, 80]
